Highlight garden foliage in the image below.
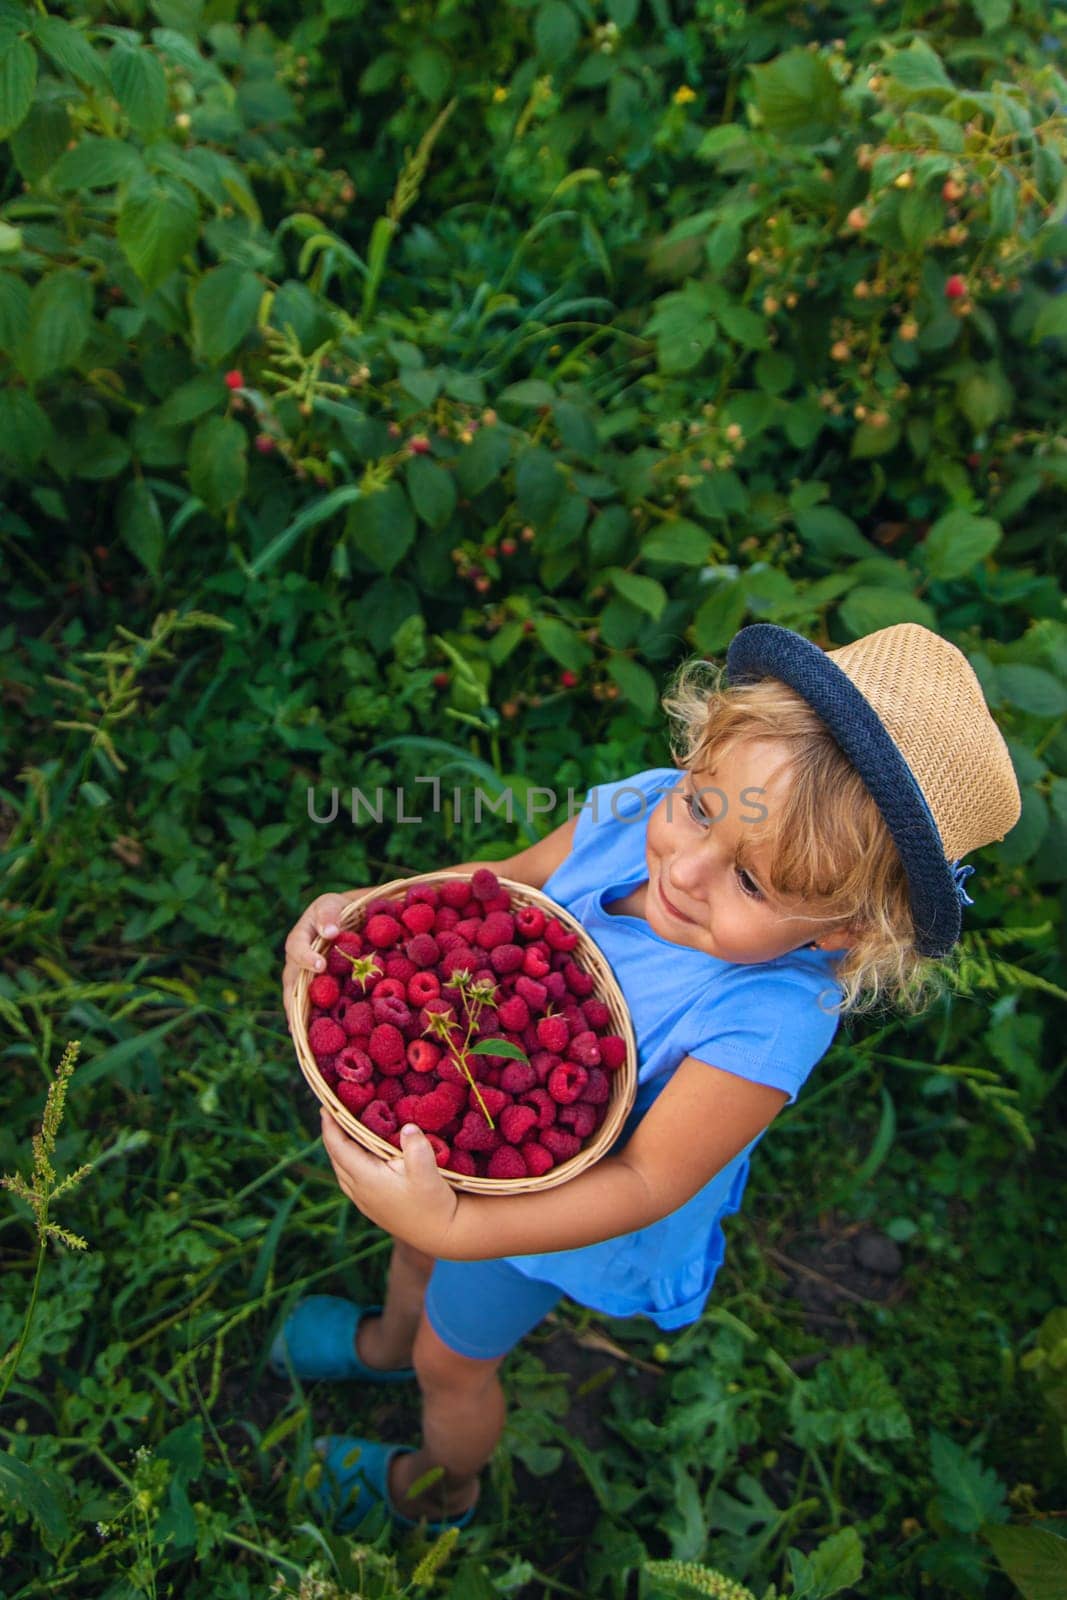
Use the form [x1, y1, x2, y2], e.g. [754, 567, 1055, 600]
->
[1, 1, 1066, 1596]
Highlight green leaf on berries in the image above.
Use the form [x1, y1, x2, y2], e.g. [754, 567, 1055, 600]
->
[188, 414, 247, 516]
[406, 454, 456, 530]
[118, 174, 199, 292]
[190, 264, 263, 363]
[534, 617, 592, 672]
[606, 567, 667, 620]
[346, 481, 415, 573]
[469, 1039, 529, 1062]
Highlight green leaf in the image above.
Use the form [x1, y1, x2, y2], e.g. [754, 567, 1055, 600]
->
[409, 44, 451, 103]
[187, 414, 247, 516]
[606, 567, 667, 620]
[996, 664, 1067, 718]
[886, 40, 953, 93]
[0, 1451, 70, 1552]
[0, 270, 29, 350]
[406, 455, 456, 530]
[692, 579, 746, 652]
[346, 481, 415, 574]
[850, 419, 901, 459]
[469, 1038, 529, 1062]
[929, 1429, 1009, 1534]
[606, 656, 658, 719]
[109, 41, 168, 140]
[515, 446, 565, 525]
[997, 786, 1048, 866]
[803, 1527, 864, 1597]
[554, 400, 599, 458]
[454, 425, 510, 496]
[1032, 297, 1067, 343]
[117, 479, 165, 579]
[190, 264, 263, 363]
[794, 506, 871, 561]
[158, 372, 227, 428]
[921, 510, 1002, 580]
[985, 1522, 1067, 1600]
[640, 520, 711, 566]
[20, 268, 93, 385]
[749, 48, 840, 142]
[899, 186, 945, 249]
[0, 388, 53, 469]
[51, 135, 145, 191]
[118, 174, 199, 292]
[248, 486, 364, 579]
[753, 349, 795, 396]
[33, 14, 109, 91]
[535, 0, 579, 65]
[956, 367, 1013, 431]
[533, 617, 592, 673]
[838, 586, 936, 637]
[0, 35, 36, 140]
[498, 379, 556, 408]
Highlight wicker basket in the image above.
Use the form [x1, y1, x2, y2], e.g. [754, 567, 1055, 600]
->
[292, 870, 637, 1194]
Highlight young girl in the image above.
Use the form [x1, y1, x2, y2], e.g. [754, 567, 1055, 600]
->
[273, 620, 1021, 1536]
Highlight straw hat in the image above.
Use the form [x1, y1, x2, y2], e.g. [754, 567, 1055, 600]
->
[725, 622, 1022, 958]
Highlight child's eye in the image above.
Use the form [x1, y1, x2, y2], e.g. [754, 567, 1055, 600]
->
[684, 789, 708, 827]
[735, 866, 763, 901]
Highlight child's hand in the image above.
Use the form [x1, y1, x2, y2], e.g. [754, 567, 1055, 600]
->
[320, 1109, 459, 1256]
[282, 890, 358, 1034]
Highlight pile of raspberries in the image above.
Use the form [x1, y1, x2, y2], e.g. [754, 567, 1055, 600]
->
[304, 867, 627, 1181]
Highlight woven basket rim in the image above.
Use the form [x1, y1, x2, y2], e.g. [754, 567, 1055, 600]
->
[292, 870, 638, 1194]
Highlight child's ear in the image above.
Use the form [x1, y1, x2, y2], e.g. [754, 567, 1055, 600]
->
[813, 921, 863, 951]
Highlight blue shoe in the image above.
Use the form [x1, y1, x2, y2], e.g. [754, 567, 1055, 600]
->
[268, 1295, 416, 1384]
[312, 1434, 479, 1534]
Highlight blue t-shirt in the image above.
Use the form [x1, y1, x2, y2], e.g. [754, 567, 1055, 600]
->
[497, 766, 845, 1331]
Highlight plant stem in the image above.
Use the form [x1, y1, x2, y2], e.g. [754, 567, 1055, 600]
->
[0, 1227, 47, 1407]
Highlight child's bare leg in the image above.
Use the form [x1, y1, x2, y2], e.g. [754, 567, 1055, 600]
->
[356, 1238, 434, 1369]
[387, 1313, 506, 1521]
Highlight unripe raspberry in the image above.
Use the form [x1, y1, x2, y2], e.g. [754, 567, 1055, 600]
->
[560, 669, 578, 689]
[500, 537, 517, 555]
[254, 433, 276, 454]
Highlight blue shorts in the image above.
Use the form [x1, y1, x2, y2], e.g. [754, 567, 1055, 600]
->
[424, 1257, 563, 1360]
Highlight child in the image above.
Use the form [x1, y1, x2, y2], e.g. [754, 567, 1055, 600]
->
[272, 620, 1021, 1536]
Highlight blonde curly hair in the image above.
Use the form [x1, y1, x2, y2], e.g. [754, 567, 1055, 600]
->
[660, 655, 956, 1017]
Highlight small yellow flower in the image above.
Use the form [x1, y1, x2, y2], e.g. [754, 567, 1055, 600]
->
[673, 85, 697, 105]
[492, 86, 508, 103]
[222, 988, 238, 1004]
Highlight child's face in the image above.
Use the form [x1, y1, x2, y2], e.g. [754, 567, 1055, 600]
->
[641, 738, 855, 964]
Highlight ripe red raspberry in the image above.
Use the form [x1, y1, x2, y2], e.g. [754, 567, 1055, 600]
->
[365, 914, 402, 949]
[406, 883, 440, 908]
[254, 432, 276, 454]
[336, 931, 363, 956]
[440, 945, 477, 980]
[384, 954, 417, 983]
[564, 963, 595, 997]
[484, 892, 513, 915]
[336, 1079, 375, 1113]
[569, 1030, 601, 1067]
[454, 916, 483, 944]
[536, 1015, 570, 1054]
[224, 369, 244, 390]
[317, 1054, 340, 1086]
[540, 1126, 581, 1162]
[500, 1059, 536, 1094]
[434, 905, 460, 931]
[544, 918, 579, 952]
[522, 945, 551, 978]
[454, 1111, 503, 1152]
[377, 1077, 403, 1105]
[406, 1039, 441, 1074]
[407, 971, 440, 1005]
[472, 1084, 508, 1118]
[326, 946, 353, 978]
[515, 905, 546, 940]
[437, 878, 470, 909]
[361, 1099, 398, 1139]
[309, 1017, 347, 1057]
[418, 998, 457, 1034]
[499, 1104, 538, 1144]
[520, 1140, 555, 1176]
[424, 1133, 451, 1168]
[435, 929, 462, 953]
[488, 942, 524, 975]
[372, 995, 412, 1033]
[488, 1146, 527, 1179]
[371, 977, 407, 1001]
[548, 1061, 589, 1105]
[582, 998, 611, 1031]
[405, 932, 440, 969]
[339, 999, 374, 1037]
[368, 1023, 406, 1072]
[337, 1046, 374, 1082]
[583, 1066, 610, 1105]
[475, 911, 514, 949]
[400, 1069, 434, 1095]
[945, 274, 967, 299]
[449, 1149, 477, 1176]
[543, 972, 567, 1001]
[470, 867, 501, 901]
[599, 1035, 627, 1071]
[497, 995, 529, 1031]
[515, 975, 548, 1010]
[401, 902, 436, 935]
[558, 1101, 597, 1139]
[309, 973, 340, 1008]
[522, 1087, 557, 1129]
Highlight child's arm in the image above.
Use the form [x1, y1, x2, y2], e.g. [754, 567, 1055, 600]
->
[438, 1057, 789, 1260]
